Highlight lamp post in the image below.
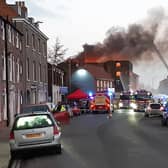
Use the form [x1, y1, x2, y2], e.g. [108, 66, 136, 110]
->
[68, 58, 72, 93]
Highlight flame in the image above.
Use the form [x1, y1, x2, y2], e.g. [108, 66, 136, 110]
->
[84, 53, 130, 63]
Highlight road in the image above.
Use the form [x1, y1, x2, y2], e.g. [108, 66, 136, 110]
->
[18, 110, 168, 168]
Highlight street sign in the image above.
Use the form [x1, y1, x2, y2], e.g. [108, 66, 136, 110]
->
[60, 87, 68, 94]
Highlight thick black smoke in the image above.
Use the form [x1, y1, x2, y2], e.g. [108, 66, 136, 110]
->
[81, 7, 168, 62]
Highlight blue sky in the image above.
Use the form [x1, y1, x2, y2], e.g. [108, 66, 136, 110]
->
[6, 0, 168, 89]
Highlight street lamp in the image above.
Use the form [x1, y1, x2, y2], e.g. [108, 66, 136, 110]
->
[71, 68, 95, 94]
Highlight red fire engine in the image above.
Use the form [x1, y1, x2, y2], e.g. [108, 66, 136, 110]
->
[134, 89, 153, 111]
[90, 92, 110, 114]
[118, 91, 136, 109]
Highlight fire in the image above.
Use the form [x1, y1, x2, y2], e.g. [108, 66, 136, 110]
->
[84, 53, 130, 63]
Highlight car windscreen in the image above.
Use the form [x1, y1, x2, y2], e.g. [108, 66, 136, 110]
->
[120, 95, 134, 100]
[150, 104, 161, 109]
[22, 105, 49, 113]
[14, 114, 54, 130]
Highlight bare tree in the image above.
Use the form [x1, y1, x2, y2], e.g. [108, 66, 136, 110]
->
[48, 37, 68, 65]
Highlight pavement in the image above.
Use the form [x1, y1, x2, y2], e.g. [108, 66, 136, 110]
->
[0, 127, 10, 168]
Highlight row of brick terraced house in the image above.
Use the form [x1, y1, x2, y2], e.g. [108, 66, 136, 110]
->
[0, 0, 65, 127]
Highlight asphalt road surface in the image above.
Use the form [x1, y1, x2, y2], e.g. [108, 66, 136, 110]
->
[19, 110, 168, 168]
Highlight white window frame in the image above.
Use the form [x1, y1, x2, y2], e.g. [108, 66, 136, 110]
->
[8, 25, 12, 43]
[2, 50, 6, 80]
[26, 58, 30, 80]
[33, 61, 36, 81]
[39, 63, 41, 82]
[9, 54, 12, 81]
[1, 20, 5, 40]
[12, 29, 15, 46]
[26, 30, 29, 46]
[13, 56, 15, 82]
[16, 33, 19, 48]
[16, 59, 20, 82]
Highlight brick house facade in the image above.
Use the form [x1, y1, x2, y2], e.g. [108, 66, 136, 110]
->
[0, 1, 48, 127]
[0, 16, 23, 127]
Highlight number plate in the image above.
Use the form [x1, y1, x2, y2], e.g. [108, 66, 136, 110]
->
[26, 133, 42, 138]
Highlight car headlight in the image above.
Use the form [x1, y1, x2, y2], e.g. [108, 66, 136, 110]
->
[130, 102, 137, 109]
[119, 102, 123, 107]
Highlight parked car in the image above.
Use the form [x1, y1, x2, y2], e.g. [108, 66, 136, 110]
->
[9, 111, 61, 158]
[22, 103, 70, 124]
[144, 103, 163, 117]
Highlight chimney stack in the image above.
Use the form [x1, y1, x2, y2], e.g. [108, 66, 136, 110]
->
[15, 1, 25, 7]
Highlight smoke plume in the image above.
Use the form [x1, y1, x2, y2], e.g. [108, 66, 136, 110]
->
[81, 7, 168, 63]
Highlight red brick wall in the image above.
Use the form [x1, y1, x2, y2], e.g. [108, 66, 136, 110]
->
[0, 0, 18, 21]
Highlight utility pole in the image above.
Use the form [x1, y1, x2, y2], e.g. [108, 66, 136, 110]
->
[68, 58, 72, 93]
[4, 18, 10, 127]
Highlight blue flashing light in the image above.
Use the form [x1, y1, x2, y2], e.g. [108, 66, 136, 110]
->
[90, 96, 94, 100]
[89, 92, 93, 97]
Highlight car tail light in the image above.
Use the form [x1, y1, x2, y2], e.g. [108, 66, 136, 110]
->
[53, 126, 59, 135]
[9, 131, 14, 140]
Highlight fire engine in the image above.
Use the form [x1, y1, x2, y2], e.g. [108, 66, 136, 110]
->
[133, 89, 153, 111]
[90, 92, 110, 113]
[118, 91, 136, 109]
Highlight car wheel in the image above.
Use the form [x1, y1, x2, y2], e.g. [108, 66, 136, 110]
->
[161, 118, 167, 126]
[56, 145, 62, 154]
[10, 150, 17, 159]
[144, 113, 149, 117]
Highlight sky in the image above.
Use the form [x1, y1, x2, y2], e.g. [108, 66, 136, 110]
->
[6, 0, 168, 90]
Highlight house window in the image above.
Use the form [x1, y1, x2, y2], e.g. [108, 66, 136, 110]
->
[2, 91, 7, 120]
[12, 56, 15, 82]
[16, 59, 20, 82]
[32, 34, 35, 49]
[16, 33, 18, 47]
[43, 42, 46, 57]
[8, 54, 12, 81]
[116, 62, 121, 67]
[110, 82, 113, 88]
[104, 81, 106, 88]
[19, 39, 22, 51]
[12, 29, 15, 45]
[20, 61, 23, 77]
[33, 61, 36, 81]
[2, 50, 6, 80]
[26, 30, 29, 46]
[96, 80, 100, 87]
[100, 80, 103, 87]
[39, 63, 41, 82]
[8, 25, 12, 43]
[38, 38, 41, 53]
[1, 20, 5, 40]
[26, 58, 30, 80]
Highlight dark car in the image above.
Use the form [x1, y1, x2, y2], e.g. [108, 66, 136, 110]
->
[161, 105, 168, 126]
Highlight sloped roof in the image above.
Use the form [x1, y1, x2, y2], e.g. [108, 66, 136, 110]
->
[67, 89, 88, 99]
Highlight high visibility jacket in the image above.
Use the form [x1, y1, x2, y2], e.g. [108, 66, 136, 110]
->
[60, 105, 66, 111]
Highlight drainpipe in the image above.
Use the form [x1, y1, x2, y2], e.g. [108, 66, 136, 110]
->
[4, 18, 10, 127]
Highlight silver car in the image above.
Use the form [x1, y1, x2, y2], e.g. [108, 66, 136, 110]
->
[144, 103, 163, 117]
[9, 112, 61, 158]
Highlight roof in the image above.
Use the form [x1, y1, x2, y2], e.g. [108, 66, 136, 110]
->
[67, 89, 88, 99]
